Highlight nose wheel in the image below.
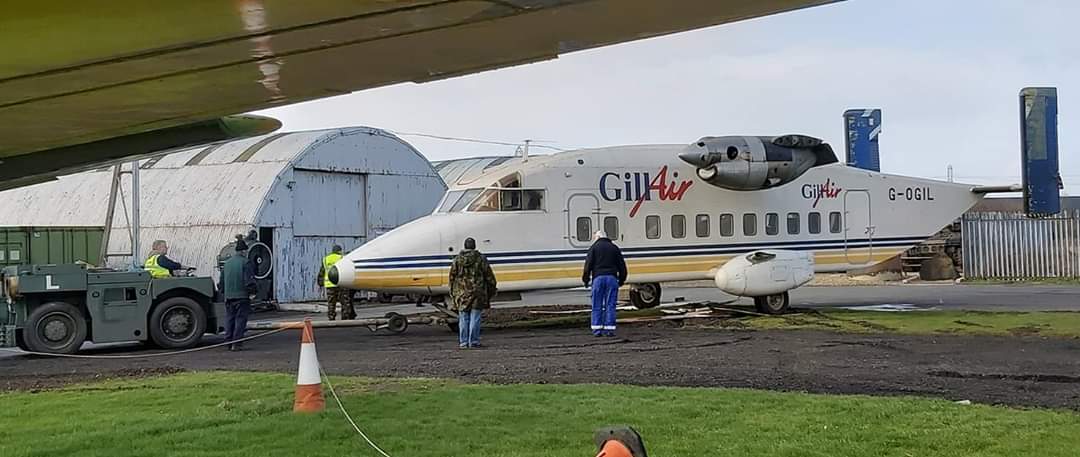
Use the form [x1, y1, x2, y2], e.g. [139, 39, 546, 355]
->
[628, 283, 662, 309]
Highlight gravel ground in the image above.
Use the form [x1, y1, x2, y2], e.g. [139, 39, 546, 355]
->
[3, 317, 1080, 410]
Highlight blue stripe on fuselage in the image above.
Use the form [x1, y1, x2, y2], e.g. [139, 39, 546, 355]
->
[352, 236, 925, 270]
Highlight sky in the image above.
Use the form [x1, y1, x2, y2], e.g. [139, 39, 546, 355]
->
[257, 0, 1079, 190]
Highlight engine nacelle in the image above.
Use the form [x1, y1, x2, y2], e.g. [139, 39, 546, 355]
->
[714, 250, 814, 297]
[679, 135, 838, 191]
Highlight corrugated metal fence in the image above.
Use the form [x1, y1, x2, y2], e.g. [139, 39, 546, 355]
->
[962, 211, 1080, 279]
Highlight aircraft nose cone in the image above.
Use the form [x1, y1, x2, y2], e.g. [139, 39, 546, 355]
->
[330, 258, 359, 289]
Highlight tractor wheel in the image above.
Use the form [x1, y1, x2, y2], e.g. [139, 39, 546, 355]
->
[149, 296, 207, 349]
[629, 283, 662, 309]
[753, 292, 790, 315]
[14, 329, 28, 351]
[24, 302, 88, 354]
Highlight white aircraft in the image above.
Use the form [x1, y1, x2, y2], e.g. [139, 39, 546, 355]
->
[330, 134, 994, 314]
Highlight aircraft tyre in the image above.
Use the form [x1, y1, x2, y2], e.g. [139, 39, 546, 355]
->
[384, 312, 408, 334]
[24, 302, 88, 354]
[629, 283, 662, 309]
[754, 292, 790, 315]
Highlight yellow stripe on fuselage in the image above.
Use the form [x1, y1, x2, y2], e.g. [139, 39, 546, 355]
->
[348, 248, 902, 289]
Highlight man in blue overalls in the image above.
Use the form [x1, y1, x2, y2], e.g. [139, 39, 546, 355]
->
[582, 230, 627, 337]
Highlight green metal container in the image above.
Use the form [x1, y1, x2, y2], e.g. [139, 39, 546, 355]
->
[0, 226, 104, 267]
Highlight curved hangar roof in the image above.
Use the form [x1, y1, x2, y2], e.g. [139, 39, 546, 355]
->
[0, 127, 440, 228]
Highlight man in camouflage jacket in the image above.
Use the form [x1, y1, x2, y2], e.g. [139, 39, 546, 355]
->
[449, 237, 498, 348]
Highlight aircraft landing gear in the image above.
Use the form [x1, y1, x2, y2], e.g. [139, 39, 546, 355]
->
[629, 283, 662, 309]
[753, 292, 790, 315]
[431, 298, 458, 333]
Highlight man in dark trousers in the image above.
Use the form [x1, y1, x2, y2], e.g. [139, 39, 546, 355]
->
[317, 245, 355, 320]
[582, 230, 627, 337]
[220, 237, 257, 351]
[449, 237, 497, 348]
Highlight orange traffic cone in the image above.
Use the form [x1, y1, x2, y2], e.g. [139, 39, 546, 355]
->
[596, 440, 634, 457]
[293, 318, 325, 413]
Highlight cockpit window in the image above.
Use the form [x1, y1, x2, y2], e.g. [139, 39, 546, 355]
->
[497, 189, 546, 211]
[446, 173, 543, 213]
[500, 189, 522, 211]
[465, 188, 545, 212]
[498, 173, 521, 188]
[468, 189, 501, 212]
[450, 189, 482, 212]
[522, 190, 544, 211]
[437, 190, 466, 213]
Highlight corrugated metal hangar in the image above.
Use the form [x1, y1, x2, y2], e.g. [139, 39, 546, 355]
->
[0, 127, 446, 303]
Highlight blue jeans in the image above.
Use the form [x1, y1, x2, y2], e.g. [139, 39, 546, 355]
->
[458, 309, 483, 347]
[224, 299, 251, 343]
[590, 275, 619, 335]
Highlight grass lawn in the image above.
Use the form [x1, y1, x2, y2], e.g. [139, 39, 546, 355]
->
[2, 372, 1079, 457]
[743, 309, 1080, 338]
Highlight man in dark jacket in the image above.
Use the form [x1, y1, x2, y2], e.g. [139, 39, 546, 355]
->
[582, 230, 627, 337]
[449, 238, 497, 348]
[220, 239, 257, 351]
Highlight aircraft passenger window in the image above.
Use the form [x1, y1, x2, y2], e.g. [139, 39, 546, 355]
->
[829, 211, 842, 233]
[808, 212, 822, 234]
[787, 212, 800, 235]
[468, 189, 500, 212]
[499, 189, 522, 211]
[765, 213, 779, 236]
[437, 191, 465, 213]
[743, 213, 757, 237]
[646, 215, 661, 239]
[604, 216, 620, 240]
[576, 217, 592, 242]
[450, 189, 482, 212]
[720, 214, 734, 237]
[671, 215, 686, 239]
[523, 190, 545, 211]
[696, 214, 710, 238]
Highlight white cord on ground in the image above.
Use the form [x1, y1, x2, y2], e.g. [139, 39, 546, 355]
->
[0, 327, 291, 359]
[320, 365, 395, 457]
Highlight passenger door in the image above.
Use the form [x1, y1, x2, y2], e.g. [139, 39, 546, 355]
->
[843, 190, 873, 264]
[566, 193, 601, 248]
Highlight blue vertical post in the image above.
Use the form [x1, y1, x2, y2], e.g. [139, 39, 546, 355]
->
[843, 109, 881, 172]
[1020, 87, 1062, 216]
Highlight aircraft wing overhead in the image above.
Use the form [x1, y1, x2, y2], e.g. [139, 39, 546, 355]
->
[0, 0, 839, 190]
